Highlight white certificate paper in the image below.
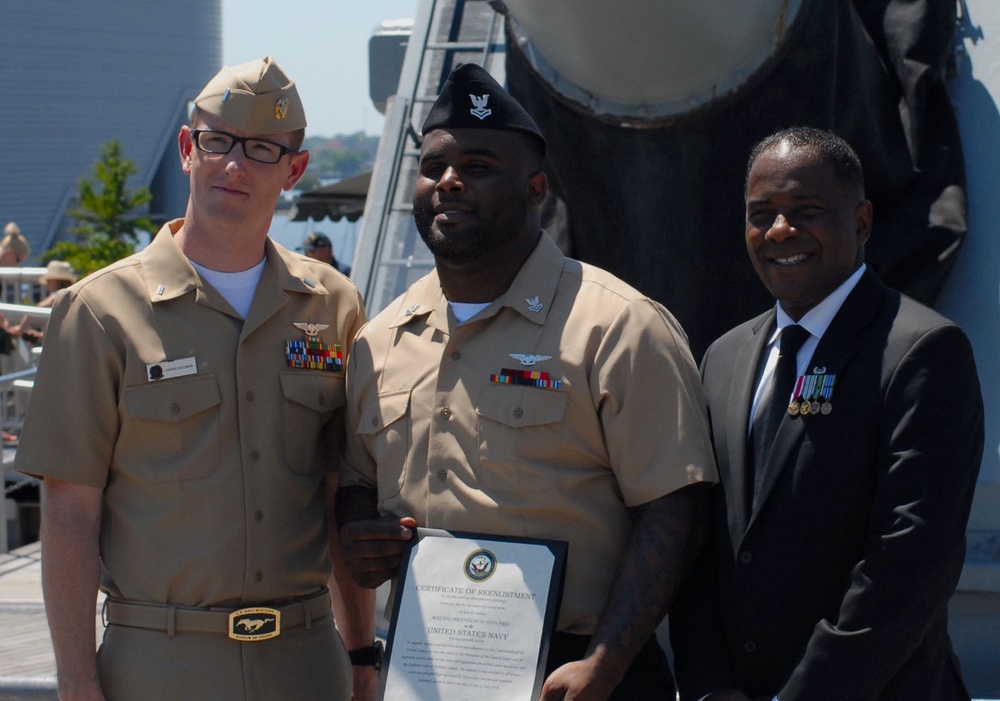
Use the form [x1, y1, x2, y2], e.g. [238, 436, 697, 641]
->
[380, 529, 567, 701]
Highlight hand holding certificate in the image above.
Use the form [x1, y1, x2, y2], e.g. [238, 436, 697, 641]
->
[380, 529, 567, 701]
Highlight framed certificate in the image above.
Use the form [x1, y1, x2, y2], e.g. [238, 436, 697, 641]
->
[379, 528, 567, 701]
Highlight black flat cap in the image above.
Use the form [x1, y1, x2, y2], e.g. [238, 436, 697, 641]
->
[420, 63, 545, 154]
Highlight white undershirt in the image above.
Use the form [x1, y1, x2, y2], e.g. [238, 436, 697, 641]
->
[450, 301, 491, 323]
[190, 258, 266, 319]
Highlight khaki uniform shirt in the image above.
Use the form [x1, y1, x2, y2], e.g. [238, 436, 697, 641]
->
[17, 220, 365, 607]
[341, 234, 717, 634]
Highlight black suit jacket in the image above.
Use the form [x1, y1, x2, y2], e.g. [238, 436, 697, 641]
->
[671, 270, 983, 701]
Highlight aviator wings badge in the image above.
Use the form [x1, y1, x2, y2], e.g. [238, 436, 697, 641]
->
[293, 322, 329, 338]
[509, 353, 552, 367]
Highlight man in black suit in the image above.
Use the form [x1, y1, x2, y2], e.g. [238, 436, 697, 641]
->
[670, 127, 984, 701]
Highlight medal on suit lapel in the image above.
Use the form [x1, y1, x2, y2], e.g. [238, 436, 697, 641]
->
[820, 373, 835, 414]
[789, 372, 837, 416]
[788, 372, 837, 416]
[788, 375, 805, 416]
[807, 374, 822, 414]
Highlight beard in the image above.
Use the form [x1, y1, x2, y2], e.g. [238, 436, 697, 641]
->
[413, 199, 529, 264]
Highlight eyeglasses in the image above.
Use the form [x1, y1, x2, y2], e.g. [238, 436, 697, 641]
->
[191, 129, 299, 164]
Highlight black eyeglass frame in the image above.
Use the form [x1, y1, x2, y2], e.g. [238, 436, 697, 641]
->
[190, 128, 299, 164]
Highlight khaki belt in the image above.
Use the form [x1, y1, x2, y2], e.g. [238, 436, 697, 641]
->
[105, 589, 332, 641]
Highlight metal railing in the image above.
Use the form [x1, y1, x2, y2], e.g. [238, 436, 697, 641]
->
[0, 268, 50, 555]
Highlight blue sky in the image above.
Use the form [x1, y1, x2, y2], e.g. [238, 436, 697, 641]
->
[223, 0, 417, 138]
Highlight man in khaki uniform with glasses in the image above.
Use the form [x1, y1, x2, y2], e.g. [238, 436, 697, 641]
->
[17, 57, 376, 700]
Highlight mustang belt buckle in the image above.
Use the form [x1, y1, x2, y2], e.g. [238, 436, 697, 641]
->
[228, 606, 281, 641]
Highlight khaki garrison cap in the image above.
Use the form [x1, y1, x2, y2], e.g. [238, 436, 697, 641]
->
[194, 56, 306, 134]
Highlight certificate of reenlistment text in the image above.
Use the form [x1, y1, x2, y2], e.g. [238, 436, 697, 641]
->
[380, 528, 567, 701]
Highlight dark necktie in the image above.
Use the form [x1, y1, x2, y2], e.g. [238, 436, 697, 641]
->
[751, 324, 810, 503]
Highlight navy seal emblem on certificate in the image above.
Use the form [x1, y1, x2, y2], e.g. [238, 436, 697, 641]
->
[464, 549, 498, 582]
[380, 529, 567, 701]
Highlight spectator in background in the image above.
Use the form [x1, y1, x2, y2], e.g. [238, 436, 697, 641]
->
[0, 222, 30, 266]
[303, 231, 351, 277]
[16, 261, 79, 349]
[0, 222, 33, 373]
[36, 260, 77, 308]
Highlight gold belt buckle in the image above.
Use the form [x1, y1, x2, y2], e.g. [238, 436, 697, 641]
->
[228, 607, 281, 641]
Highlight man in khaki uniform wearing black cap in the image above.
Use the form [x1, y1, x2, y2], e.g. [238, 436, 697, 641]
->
[17, 57, 377, 701]
[337, 64, 717, 701]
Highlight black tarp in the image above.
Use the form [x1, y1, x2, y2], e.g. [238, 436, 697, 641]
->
[505, 0, 966, 358]
[288, 171, 371, 223]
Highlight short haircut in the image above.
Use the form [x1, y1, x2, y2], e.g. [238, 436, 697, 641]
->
[190, 106, 306, 151]
[746, 127, 865, 196]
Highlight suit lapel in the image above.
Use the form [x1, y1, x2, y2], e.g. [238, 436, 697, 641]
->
[749, 270, 887, 525]
[729, 311, 775, 540]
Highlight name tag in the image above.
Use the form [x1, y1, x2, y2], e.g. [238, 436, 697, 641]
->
[147, 357, 198, 382]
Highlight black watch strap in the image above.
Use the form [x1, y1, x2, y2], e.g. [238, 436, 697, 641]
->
[348, 640, 384, 671]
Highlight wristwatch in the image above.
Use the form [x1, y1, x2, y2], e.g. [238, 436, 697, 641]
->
[348, 640, 384, 671]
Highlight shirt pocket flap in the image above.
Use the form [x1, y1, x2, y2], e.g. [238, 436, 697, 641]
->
[358, 388, 411, 435]
[476, 385, 568, 428]
[279, 371, 345, 412]
[125, 374, 221, 423]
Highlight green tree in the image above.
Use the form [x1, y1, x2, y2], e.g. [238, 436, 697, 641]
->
[44, 139, 158, 275]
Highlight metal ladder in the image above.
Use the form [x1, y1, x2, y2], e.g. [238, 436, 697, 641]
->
[351, 0, 507, 316]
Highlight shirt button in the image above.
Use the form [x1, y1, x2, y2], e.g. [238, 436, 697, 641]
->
[245, 391, 254, 401]
[255, 571, 264, 583]
[744, 641, 757, 653]
[738, 551, 753, 565]
[441, 408, 451, 420]
[437, 470, 447, 481]
[450, 351, 462, 361]
[254, 510, 264, 522]
[170, 402, 181, 415]
[250, 449, 260, 461]
[513, 408, 524, 419]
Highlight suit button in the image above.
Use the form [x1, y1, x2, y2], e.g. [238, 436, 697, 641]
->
[437, 470, 447, 481]
[170, 402, 181, 415]
[450, 351, 462, 361]
[513, 408, 524, 419]
[744, 641, 757, 653]
[441, 408, 451, 420]
[738, 551, 753, 565]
